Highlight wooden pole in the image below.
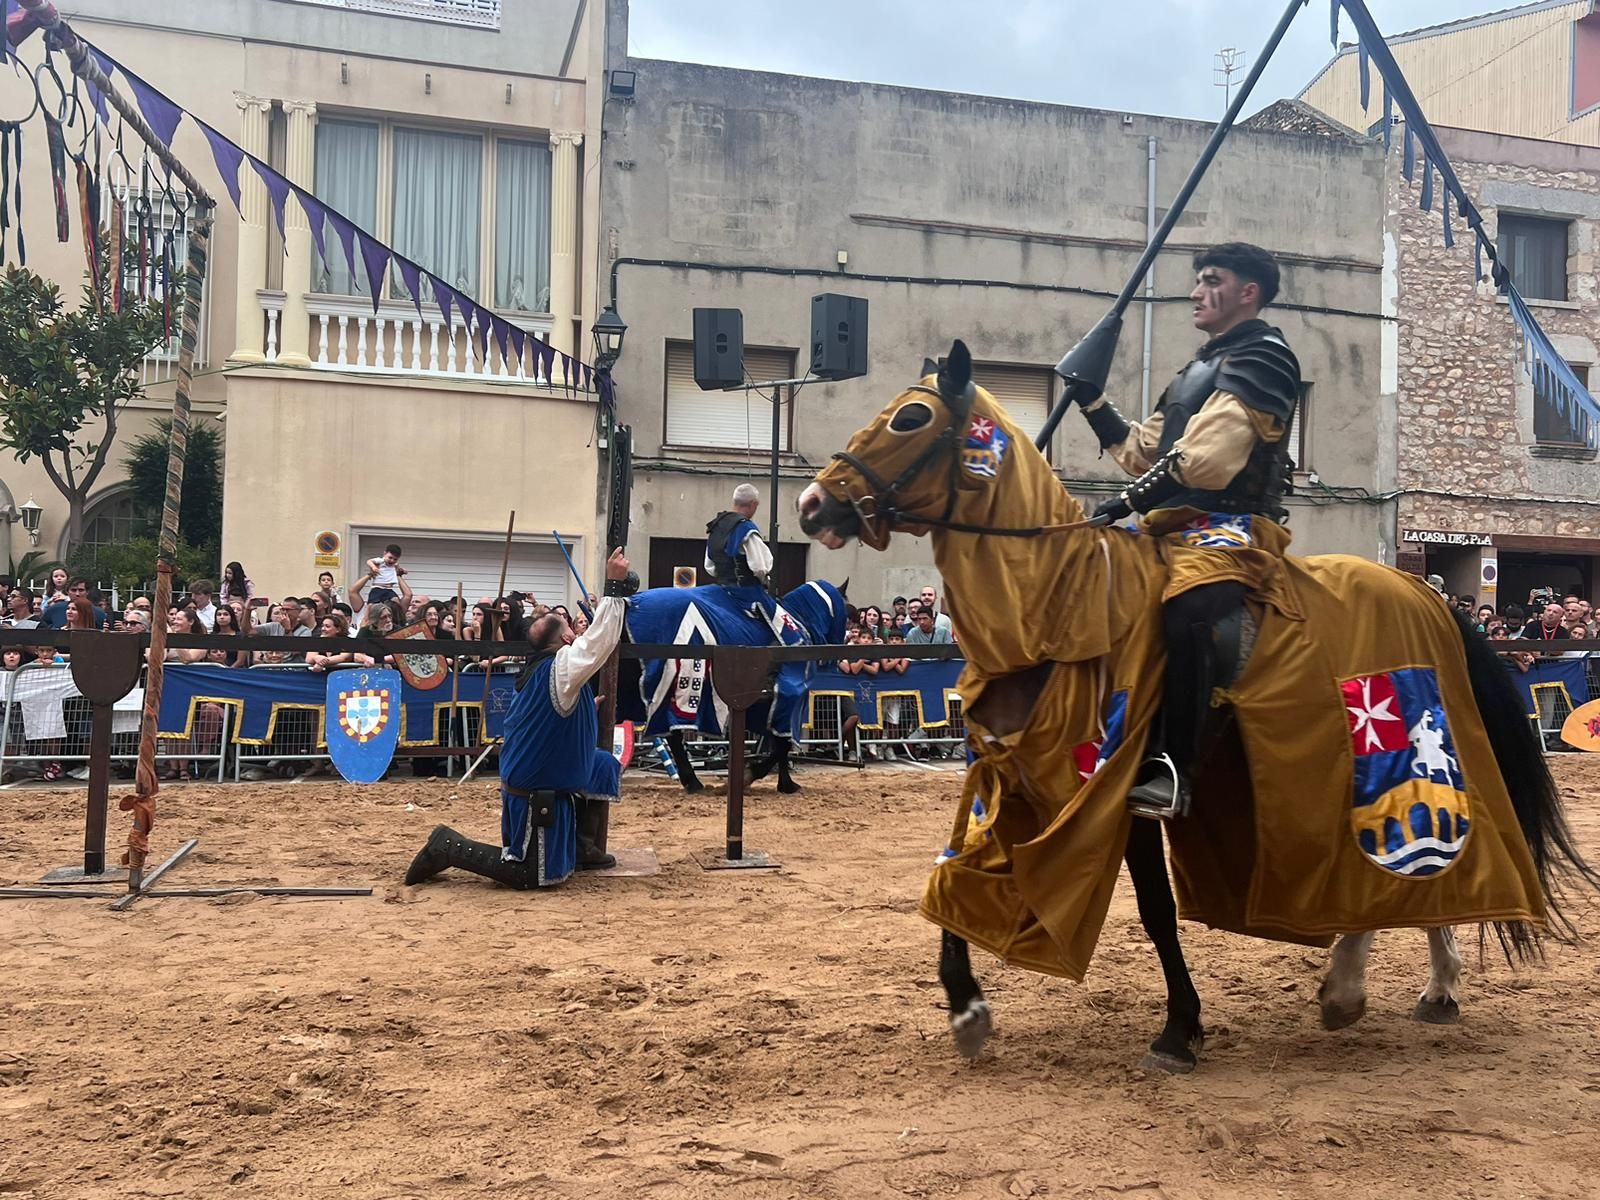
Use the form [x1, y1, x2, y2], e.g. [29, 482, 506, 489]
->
[493, 510, 515, 641]
[13, 0, 219, 893]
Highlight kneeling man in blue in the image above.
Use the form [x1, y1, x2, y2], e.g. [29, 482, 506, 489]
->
[405, 548, 635, 889]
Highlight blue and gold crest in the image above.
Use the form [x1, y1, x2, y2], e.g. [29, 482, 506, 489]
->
[326, 667, 402, 784]
[1177, 513, 1255, 549]
[1342, 667, 1471, 878]
[961, 416, 1009, 479]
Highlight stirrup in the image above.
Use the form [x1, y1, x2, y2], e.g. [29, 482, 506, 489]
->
[1125, 754, 1191, 821]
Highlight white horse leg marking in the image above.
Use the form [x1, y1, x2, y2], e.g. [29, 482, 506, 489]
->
[950, 999, 994, 1059]
[1414, 926, 1462, 1025]
[1319, 931, 1375, 1030]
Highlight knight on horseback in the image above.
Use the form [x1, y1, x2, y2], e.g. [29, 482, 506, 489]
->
[705, 483, 773, 590]
[1077, 242, 1303, 819]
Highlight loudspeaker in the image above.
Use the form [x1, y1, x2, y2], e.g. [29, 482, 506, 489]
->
[692, 308, 745, 390]
[810, 293, 868, 381]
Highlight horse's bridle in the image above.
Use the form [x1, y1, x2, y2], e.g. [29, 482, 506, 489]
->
[827, 382, 1108, 539]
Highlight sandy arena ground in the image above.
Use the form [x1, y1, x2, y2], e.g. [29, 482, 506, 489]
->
[2, 755, 1599, 1200]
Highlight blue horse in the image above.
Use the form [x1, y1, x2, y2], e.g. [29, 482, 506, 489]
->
[619, 579, 849, 793]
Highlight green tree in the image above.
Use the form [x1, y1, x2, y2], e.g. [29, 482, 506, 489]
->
[0, 261, 167, 554]
[121, 418, 223, 551]
[65, 419, 222, 592]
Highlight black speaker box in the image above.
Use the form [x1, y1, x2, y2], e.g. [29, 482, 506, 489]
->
[692, 308, 745, 390]
[810, 293, 868, 381]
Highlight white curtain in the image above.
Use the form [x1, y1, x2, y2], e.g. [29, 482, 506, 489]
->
[494, 139, 551, 313]
[312, 119, 379, 297]
[392, 126, 482, 304]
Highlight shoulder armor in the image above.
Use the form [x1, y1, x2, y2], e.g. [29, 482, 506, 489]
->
[1214, 330, 1300, 423]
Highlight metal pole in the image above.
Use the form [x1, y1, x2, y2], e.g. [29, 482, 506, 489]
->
[768, 386, 781, 547]
[494, 510, 515, 640]
[1032, 0, 1309, 450]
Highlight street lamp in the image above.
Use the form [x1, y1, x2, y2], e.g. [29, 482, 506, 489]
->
[591, 303, 628, 373]
[1, 495, 43, 546]
[19, 496, 41, 546]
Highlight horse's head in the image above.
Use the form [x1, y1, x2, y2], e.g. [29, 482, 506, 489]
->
[798, 339, 1041, 550]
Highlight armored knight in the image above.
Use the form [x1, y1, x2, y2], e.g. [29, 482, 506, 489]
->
[1077, 242, 1302, 818]
[704, 483, 774, 590]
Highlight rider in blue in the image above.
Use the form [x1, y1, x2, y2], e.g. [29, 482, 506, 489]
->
[705, 481, 775, 596]
[404, 548, 636, 889]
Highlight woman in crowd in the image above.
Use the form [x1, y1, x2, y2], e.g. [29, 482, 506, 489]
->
[159, 607, 224, 780]
[210, 603, 250, 667]
[551, 604, 572, 629]
[306, 612, 355, 672]
[571, 611, 589, 637]
[219, 561, 255, 608]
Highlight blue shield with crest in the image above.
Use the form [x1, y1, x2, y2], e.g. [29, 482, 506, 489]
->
[325, 667, 402, 784]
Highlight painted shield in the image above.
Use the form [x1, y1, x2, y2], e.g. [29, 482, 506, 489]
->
[1341, 667, 1471, 878]
[1561, 697, 1600, 752]
[391, 622, 450, 691]
[612, 719, 635, 767]
[325, 667, 402, 784]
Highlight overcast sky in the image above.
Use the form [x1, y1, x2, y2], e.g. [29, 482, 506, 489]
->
[628, 1, 1508, 122]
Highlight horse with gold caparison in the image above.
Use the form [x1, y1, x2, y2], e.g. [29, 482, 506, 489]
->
[797, 340, 1595, 1072]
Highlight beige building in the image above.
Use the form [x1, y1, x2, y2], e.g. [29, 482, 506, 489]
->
[600, 55, 1392, 604]
[1303, 0, 1600, 146]
[0, 0, 614, 606]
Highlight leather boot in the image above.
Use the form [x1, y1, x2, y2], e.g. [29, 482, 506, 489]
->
[575, 799, 616, 870]
[403, 824, 540, 889]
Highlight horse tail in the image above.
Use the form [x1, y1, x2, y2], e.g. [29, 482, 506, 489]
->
[1453, 606, 1598, 956]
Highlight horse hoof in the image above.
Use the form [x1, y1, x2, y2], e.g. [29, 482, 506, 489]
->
[1413, 997, 1460, 1025]
[950, 1000, 993, 1059]
[1319, 996, 1367, 1031]
[1140, 1049, 1197, 1075]
[680, 780, 705, 795]
[777, 779, 801, 795]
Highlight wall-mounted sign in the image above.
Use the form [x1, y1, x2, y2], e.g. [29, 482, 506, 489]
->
[1480, 558, 1498, 593]
[1401, 528, 1493, 546]
[314, 530, 341, 570]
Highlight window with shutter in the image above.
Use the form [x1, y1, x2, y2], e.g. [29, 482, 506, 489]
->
[664, 342, 795, 450]
[973, 363, 1053, 458]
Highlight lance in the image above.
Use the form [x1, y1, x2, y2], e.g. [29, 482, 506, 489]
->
[1034, 0, 1311, 451]
[552, 532, 594, 622]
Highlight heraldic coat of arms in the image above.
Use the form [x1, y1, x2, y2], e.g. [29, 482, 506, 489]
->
[325, 668, 403, 783]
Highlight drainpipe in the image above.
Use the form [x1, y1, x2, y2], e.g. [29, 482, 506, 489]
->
[1140, 135, 1158, 419]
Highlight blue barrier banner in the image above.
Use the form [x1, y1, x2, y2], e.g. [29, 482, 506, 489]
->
[806, 659, 966, 730]
[1507, 656, 1591, 716]
[157, 664, 516, 744]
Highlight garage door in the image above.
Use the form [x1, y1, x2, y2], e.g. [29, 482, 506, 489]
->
[357, 534, 575, 608]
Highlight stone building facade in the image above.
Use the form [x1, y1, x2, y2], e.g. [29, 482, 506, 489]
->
[1388, 125, 1600, 608]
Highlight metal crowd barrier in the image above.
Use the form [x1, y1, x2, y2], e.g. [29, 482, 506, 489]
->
[0, 661, 230, 783]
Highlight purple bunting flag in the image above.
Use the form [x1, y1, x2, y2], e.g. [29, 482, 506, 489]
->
[432, 279, 458, 331]
[122, 69, 184, 150]
[469, 304, 491, 362]
[583, 364, 593, 391]
[325, 209, 359, 284]
[3, 0, 17, 61]
[507, 323, 525, 366]
[394, 257, 424, 314]
[357, 232, 390, 309]
[294, 187, 331, 262]
[253, 160, 293, 241]
[199, 122, 245, 213]
[490, 315, 512, 367]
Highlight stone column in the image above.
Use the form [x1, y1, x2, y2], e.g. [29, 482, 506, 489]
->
[547, 131, 583, 359]
[229, 95, 271, 362]
[278, 100, 318, 367]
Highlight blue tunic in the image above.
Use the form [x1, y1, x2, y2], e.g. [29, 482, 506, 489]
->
[498, 654, 618, 885]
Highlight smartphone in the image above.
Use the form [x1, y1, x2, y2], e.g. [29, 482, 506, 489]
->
[250, 597, 269, 608]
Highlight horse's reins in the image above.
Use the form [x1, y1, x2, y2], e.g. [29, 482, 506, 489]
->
[828, 383, 1112, 538]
